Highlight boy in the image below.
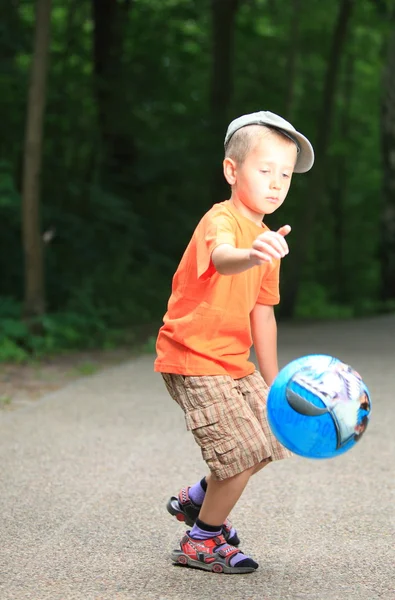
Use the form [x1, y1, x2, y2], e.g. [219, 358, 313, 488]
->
[154, 110, 314, 574]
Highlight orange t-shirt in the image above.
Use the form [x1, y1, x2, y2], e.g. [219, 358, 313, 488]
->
[154, 201, 280, 378]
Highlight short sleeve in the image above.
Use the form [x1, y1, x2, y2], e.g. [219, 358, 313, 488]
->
[196, 211, 236, 280]
[256, 259, 281, 305]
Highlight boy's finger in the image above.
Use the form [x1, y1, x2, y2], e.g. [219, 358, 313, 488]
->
[265, 232, 289, 255]
[277, 225, 292, 237]
[251, 249, 272, 263]
[272, 233, 289, 254]
[254, 239, 283, 259]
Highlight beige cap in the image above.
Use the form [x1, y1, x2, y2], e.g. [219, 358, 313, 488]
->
[224, 110, 315, 173]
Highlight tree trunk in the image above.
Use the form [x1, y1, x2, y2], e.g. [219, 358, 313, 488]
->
[285, 0, 301, 120]
[21, 0, 52, 318]
[331, 49, 354, 303]
[280, 0, 355, 318]
[380, 25, 395, 301]
[91, 0, 136, 189]
[210, 0, 240, 203]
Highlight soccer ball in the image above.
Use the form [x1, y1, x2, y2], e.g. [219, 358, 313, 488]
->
[267, 355, 371, 459]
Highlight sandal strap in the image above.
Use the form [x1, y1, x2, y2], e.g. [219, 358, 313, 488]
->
[178, 486, 200, 510]
[222, 518, 232, 532]
[217, 544, 240, 560]
[183, 534, 239, 562]
[178, 489, 234, 530]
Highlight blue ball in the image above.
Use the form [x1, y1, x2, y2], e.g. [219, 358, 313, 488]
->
[267, 355, 371, 459]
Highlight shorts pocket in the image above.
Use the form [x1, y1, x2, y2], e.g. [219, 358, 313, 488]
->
[213, 438, 240, 465]
[184, 404, 224, 448]
[185, 404, 221, 432]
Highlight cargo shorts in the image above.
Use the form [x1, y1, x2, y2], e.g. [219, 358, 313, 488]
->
[161, 370, 292, 481]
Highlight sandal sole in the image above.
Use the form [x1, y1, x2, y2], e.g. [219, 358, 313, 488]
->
[171, 550, 257, 574]
[166, 496, 195, 526]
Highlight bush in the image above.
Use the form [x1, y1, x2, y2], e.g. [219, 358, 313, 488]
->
[0, 298, 131, 362]
[295, 283, 354, 320]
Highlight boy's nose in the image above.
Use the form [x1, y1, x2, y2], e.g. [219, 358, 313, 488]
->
[270, 177, 281, 189]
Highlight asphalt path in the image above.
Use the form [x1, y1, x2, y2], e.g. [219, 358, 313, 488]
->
[1, 316, 394, 600]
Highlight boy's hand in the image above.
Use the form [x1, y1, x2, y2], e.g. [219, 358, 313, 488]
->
[250, 225, 291, 265]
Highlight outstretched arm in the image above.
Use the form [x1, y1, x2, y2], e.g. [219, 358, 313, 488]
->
[211, 225, 291, 276]
[250, 303, 278, 386]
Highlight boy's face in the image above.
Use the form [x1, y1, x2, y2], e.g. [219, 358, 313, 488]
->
[225, 131, 298, 223]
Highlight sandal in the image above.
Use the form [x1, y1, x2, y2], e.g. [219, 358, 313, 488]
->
[166, 486, 240, 546]
[171, 532, 258, 574]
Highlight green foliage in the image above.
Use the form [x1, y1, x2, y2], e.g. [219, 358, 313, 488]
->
[0, 299, 131, 362]
[142, 336, 157, 353]
[0, 161, 20, 208]
[0, 337, 29, 363]
[295, 283, 354, 320]
[295, 283, 395, 320]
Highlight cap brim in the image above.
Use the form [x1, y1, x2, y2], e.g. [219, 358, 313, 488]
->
[289, 130, 315, 173]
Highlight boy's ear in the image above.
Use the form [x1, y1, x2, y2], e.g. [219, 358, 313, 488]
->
[223, 157, 237, 185]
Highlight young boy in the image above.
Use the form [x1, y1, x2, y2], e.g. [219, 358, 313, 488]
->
[154, 110, 314, 574]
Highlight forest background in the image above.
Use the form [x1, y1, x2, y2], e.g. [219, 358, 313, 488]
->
[1, 0, 395, 362]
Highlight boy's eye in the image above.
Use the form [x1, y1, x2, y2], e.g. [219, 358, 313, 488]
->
[260, 170, 269, 174]
[282, 173, 291, 179]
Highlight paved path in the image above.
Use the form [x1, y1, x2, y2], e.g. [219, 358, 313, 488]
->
[1, 316, 394, 600]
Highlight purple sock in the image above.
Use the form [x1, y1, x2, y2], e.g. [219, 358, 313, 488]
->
[188, 480, 239, 545]
[228, 525, 237, 539]
[188, 477, 207, 506]
[190, 519, 221, 540]
[189, 519, 257, 568]
[225, 548, 255, 567]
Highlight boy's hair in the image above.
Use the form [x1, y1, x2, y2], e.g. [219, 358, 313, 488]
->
[224, 124, 295, 165]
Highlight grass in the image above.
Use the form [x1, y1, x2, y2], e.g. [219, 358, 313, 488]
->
[0, 395, 12, 407]
[71, 362, 99, 377]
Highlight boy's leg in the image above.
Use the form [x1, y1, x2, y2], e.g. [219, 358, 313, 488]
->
[177, 457, 270, 521]
[177, 464, 260, 573]
[201, 456, 271, 522]
[163, 371, 290, 572]
[199, 465, 255, 526]
[167, 474, 240, 545]
[164, 372, 274, 520]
